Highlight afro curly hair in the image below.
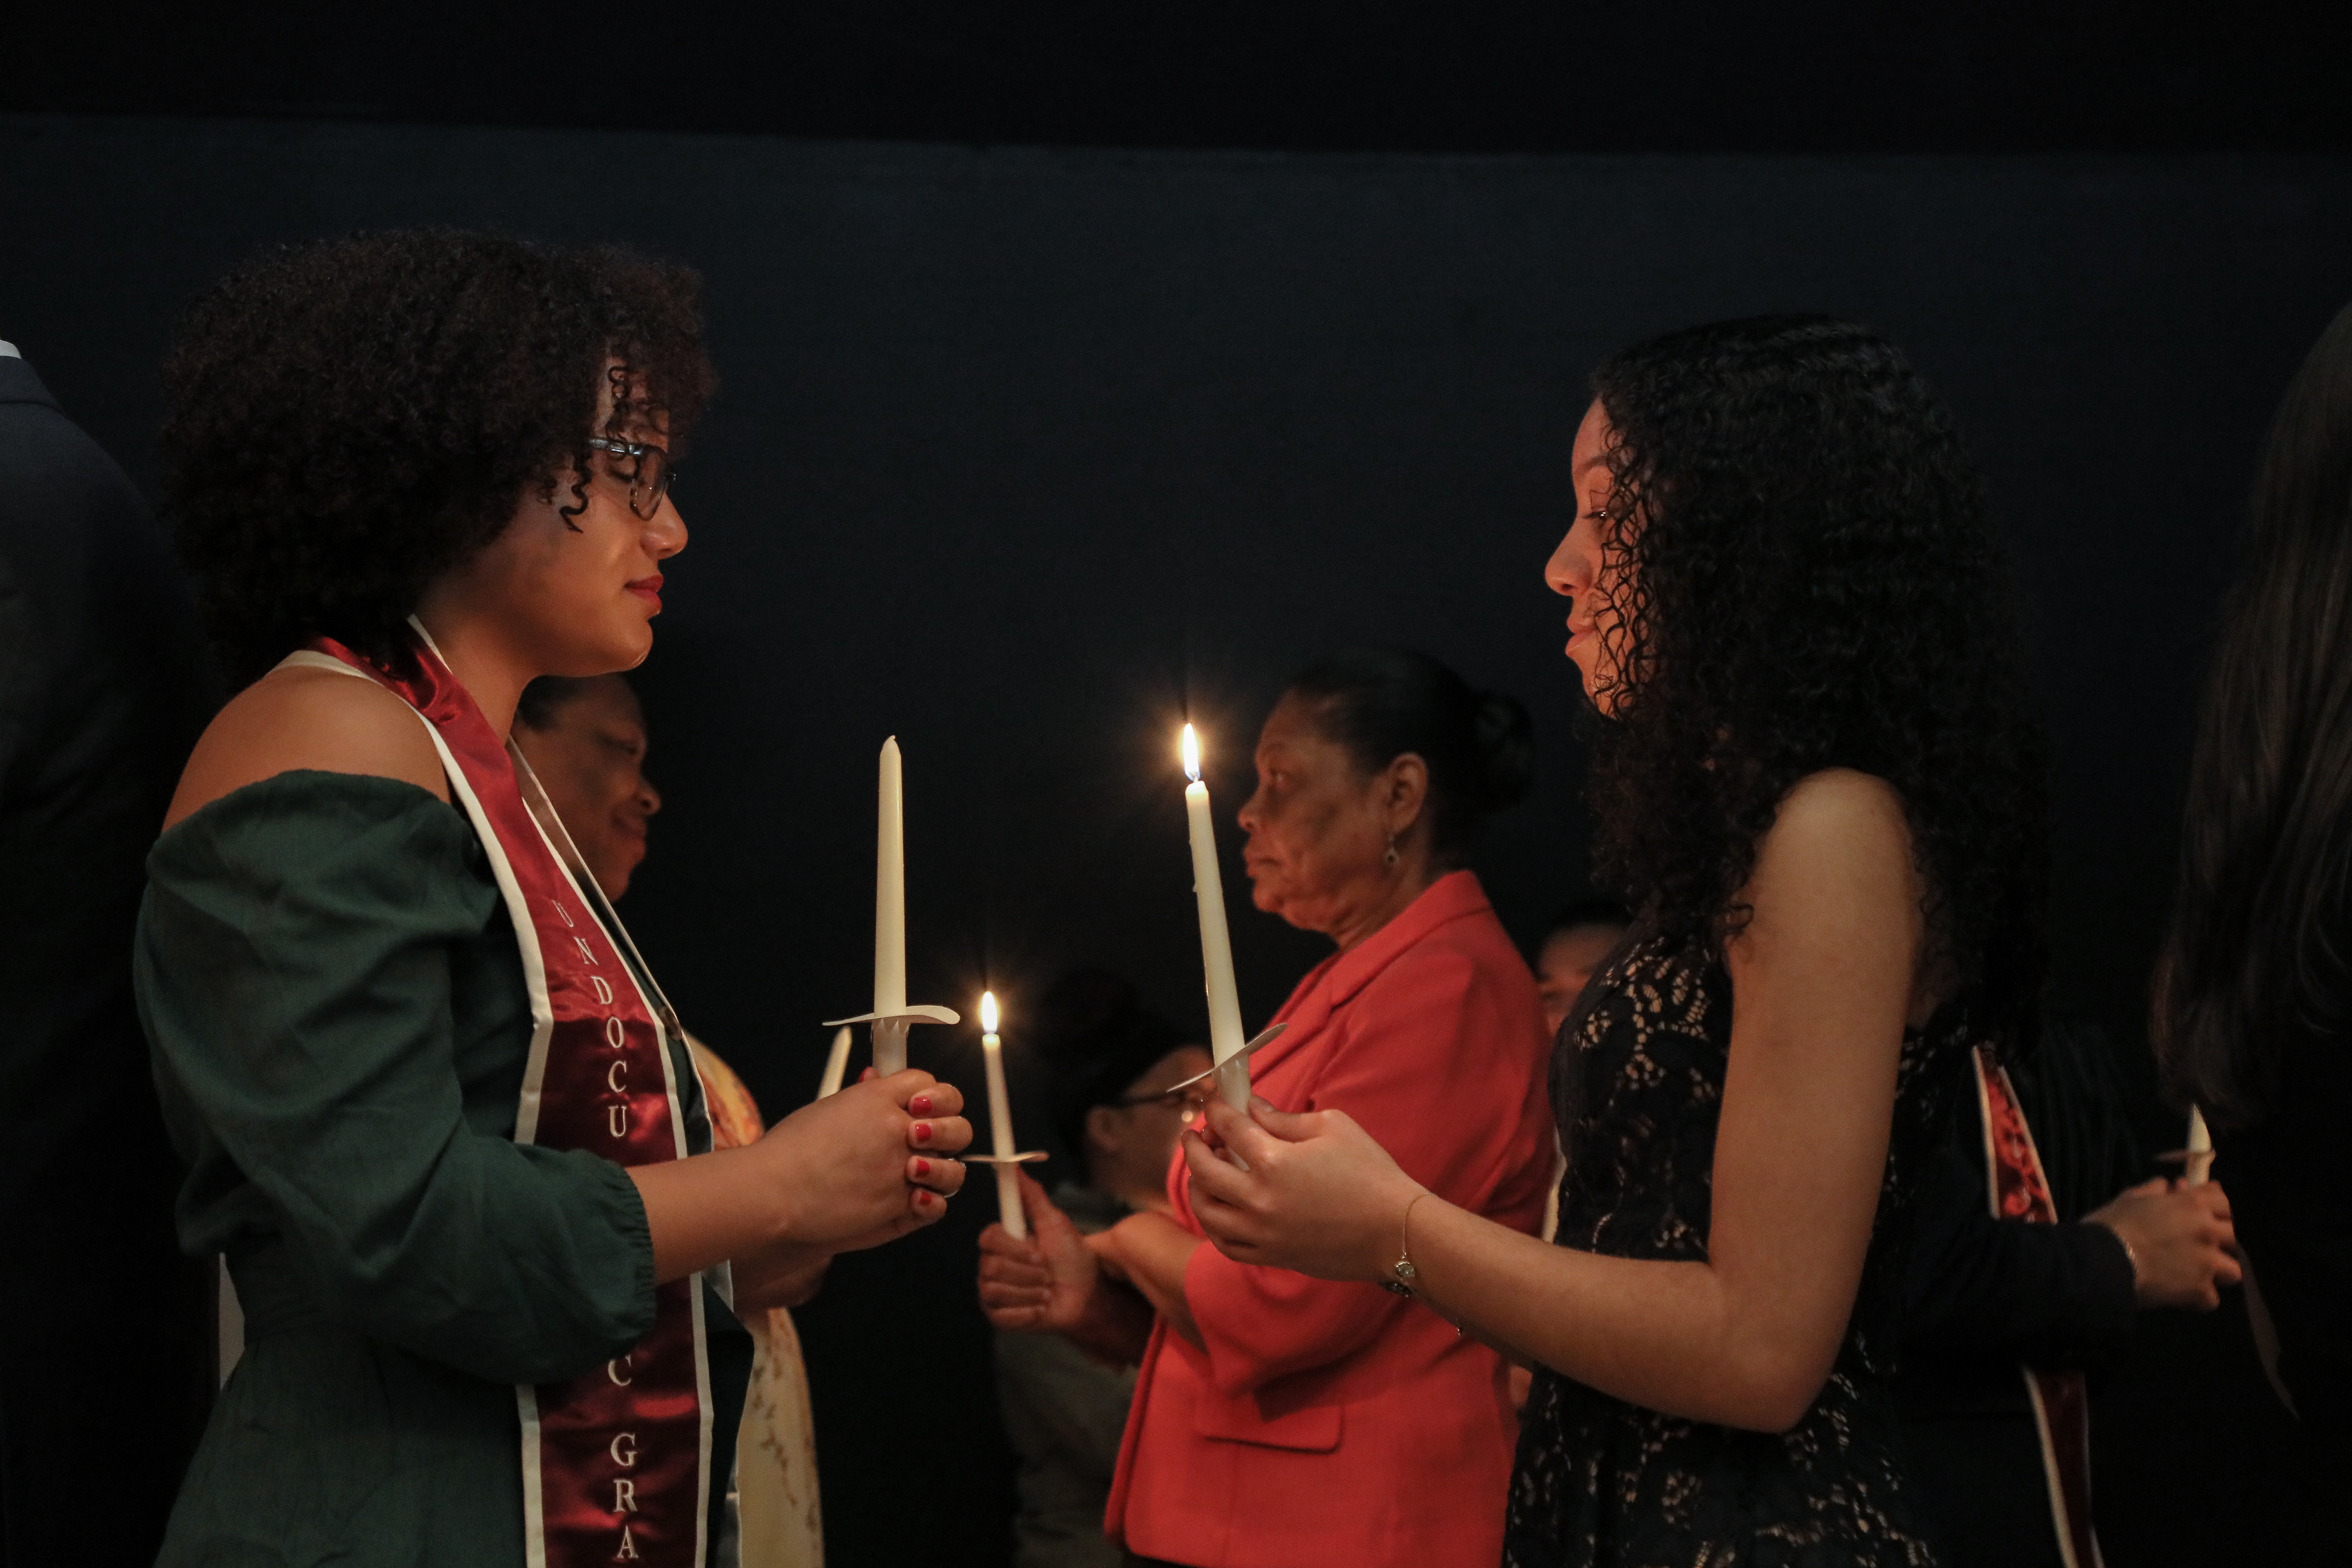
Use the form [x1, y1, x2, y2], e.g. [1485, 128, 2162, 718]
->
[1582, 314, 2048, 1043]
[159, 228, 714, 686]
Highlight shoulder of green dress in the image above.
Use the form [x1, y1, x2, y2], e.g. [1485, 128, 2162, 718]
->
[148, 768, 476, 886]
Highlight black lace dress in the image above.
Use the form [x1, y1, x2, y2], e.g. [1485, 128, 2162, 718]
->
[1503, 928, 1966, 1568]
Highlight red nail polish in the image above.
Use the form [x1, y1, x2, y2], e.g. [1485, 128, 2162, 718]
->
[914, 1157, 932, 1177]
[913, 1122, 932, 1143]
[912, 1094, 932, 1115]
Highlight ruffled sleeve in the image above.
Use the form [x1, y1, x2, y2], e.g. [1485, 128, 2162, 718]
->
[136, 770, 657, 1386]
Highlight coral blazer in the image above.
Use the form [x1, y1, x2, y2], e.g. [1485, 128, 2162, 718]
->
[1107, 870, 1554, 1567]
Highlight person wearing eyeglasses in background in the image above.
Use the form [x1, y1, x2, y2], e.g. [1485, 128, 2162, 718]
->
[990, 970, 1213, 1568]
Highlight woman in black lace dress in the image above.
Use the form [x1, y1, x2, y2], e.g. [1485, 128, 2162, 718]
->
[1183, 316, 2046, 1567]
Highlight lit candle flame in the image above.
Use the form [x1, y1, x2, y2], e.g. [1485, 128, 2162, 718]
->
[1181, 722, 1201, 783]
[981, 990, 999, 1035]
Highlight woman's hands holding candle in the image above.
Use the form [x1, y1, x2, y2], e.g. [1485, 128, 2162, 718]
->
[1184, 1096, 1426, 1284]
[752, 1068, 971, 1250]
[629, 1067, 967, 1284]
[2084, 1177, 2240, 1310]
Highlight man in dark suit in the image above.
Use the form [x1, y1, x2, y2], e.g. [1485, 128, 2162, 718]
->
[0, 339, 217, 1562]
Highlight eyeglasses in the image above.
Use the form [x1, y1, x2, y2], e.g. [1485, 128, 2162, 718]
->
[586, 436, 676, 521]
[1113, 1085, 1216, 1125]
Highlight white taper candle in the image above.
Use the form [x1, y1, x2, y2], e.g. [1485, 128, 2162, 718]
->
[1181, 724, 1250, 1109]
[979, 991, 1025, 1238]
[2185, 1104, 2214, 1186]
[816, 1025, 852, 1100]
[873, 737, 908, 1074]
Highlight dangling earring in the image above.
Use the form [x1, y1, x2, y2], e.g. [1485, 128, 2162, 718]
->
[1383, 832, 1400, 869]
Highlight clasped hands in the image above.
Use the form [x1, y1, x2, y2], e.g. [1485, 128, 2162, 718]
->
[1183, 1096, 1428, 1284]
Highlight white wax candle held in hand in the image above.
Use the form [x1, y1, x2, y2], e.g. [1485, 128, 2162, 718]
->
[816, 1026, 852, 1101]
[873, 736, 908, 1073]
[822, 739, 959, 1060]
[978, 991, 1027, 1239]
[2185, 1104, 2213, 1186]
[1181, 724, 1251, 1110]
[814, 743, 950, 1062]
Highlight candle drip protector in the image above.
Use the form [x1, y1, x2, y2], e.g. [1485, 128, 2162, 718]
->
[1161, 1022, 1287, 1100]
[821, 1004, 963, 1076]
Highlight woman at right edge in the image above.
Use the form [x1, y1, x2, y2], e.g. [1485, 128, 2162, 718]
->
[1184, 316, 2048, 1566]
[2155, 301, 2352, 1566]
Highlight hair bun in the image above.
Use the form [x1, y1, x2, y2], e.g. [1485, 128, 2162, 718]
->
[1285, 646, 1530, 857]
[1473, 688, 1536, 809]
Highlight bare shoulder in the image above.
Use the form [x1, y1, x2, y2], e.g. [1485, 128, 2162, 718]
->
[165, 665, 449, 829]
[1765, 769, 1914, 862]
[1732, 769, 1933, 1028]
[1743, 770, 1924, 946]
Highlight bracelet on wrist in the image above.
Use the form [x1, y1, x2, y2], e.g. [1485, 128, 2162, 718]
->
[1382, 1191, 1435, 1298]
[2091, 1219, 2141, 1293]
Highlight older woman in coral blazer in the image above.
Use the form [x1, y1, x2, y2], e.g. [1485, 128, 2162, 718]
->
[981, 649, 1555, 1568]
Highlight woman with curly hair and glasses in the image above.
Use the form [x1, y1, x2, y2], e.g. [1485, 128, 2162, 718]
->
[137, 229, 971, 1568]
[1182, 317, 2047, 1567]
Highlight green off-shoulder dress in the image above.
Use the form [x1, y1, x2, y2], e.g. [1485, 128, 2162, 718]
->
[135, 771, 748, 1567]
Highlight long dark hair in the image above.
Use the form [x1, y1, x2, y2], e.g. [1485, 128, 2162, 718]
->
[2155, 304, 2352, 1127]
[1585, 315, 2047, 1039]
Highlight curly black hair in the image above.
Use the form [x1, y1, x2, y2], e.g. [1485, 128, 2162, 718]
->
[159, 228, 714, 685]
[1582, 315, 2047, 1040]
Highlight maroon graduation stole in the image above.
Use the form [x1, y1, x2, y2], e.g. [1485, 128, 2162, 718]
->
[1971, 1046, 2105, 1568]
[296, 631, 711, 1568]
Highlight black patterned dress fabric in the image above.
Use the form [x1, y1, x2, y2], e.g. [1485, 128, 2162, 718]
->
[1504, 928, 1966, 1568]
